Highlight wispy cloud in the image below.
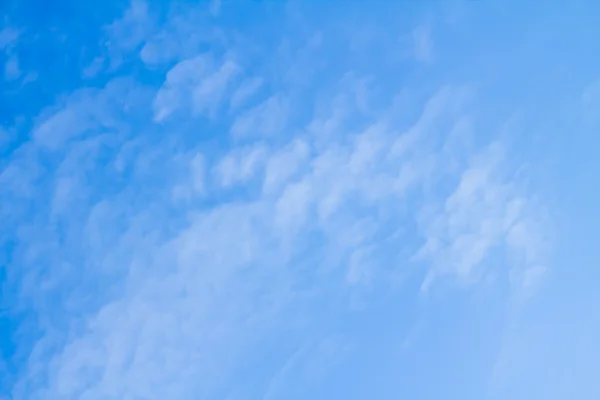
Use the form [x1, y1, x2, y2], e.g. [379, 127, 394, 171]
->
[2, 1, 579, 399]
[415, 141, 547, 295]
[3, 55, 20, 81]
[412, 24, 434, 64]
[0, 27, 19, 50]
[230, 76, 264, 111]
[8, 74, 542, 397]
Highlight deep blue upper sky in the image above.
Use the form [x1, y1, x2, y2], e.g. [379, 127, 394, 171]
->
[1, 1, 600, 399]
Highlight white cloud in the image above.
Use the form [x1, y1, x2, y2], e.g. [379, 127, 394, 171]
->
[33, 107, 89, 149]
[33, 79, 148, 149]
[274, 177, 313, 232]
[412, 24, 434, 64]
[82, 57, 106, 79]
[230, 95, 289, 139]
[213, 144, 268, 188]
[139, 5, 223, 67]
[153, 55, 211, 121]
[1, 27, 24, 84]
[416, 142, 547, 294]
[103, 0, 154, 69]
[4, 54, 20, 81]
[0, 27, 19, 49]
[172, 153, 207, 201]
[13, 78, 492, 398]
[189, 153, 206, 193]
[3, 3, 553, 399]
[153, 55, 240, 121]
[398, 23, 434, 64]
[262, 139, 310, 194]
[229, 76, 264, 111]
[192, 59, 240, 117]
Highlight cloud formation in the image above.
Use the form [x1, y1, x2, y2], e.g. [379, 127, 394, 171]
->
[7, 1, 598, 399]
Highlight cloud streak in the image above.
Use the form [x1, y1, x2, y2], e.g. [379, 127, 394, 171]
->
[1, 1, 572, 399]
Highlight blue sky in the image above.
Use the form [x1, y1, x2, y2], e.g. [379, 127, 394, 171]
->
[1, 0, 600, 399]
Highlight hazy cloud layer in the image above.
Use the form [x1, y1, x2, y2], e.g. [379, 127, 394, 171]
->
[1, 1, 599, 399]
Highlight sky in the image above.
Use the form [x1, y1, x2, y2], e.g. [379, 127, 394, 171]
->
[1, 0, 600, 399]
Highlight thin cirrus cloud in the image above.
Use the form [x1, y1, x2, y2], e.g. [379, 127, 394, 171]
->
[1, 1, 599, 399]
